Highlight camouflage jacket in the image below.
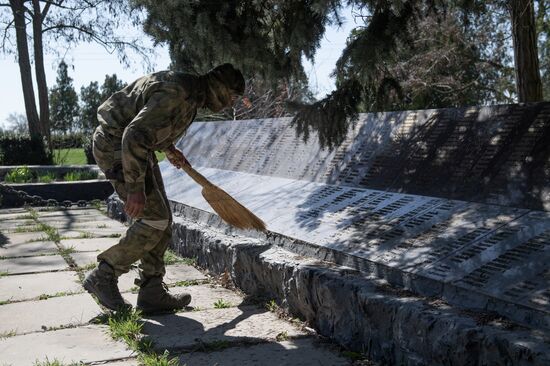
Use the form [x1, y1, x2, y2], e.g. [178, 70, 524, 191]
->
[97, 71, 205, 194]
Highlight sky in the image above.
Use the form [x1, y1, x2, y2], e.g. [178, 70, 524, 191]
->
[0, 7, 358, 129]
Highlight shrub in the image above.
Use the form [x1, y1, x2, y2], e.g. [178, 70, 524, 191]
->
[63, 170, 97, 181]
[51, 133, 86, 149]
[4, 166, 33, 183]
[37, 172, 56, 183]
[0, 133, 52, 165]
[82, 136, 96, 164]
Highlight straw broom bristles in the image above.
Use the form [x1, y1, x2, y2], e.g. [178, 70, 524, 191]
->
[180, 164, 266, 231]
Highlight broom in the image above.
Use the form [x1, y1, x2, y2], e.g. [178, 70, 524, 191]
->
[178, 163, 266, 232]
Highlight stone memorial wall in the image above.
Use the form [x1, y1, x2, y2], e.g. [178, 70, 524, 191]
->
[180, 102, 550, 210]
[162, 102, 550, 330]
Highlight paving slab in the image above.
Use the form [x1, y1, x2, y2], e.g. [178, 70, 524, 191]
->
[0, 325, 133, 365]
[0, 255, 68, 275]
[143, 306, 305, 352]
[0, 219, 36, 230]
[178, 338, 349, 366]
[0, 293, 102, 334]
[80, 228, 127, 237]
[0, 209, 30, 220]
[163, 264, 207, 283]
[124, 284, 245, 310]
[71, 251, 98, 268]
[57, 229, 90, 238]
[36, 208, 104, 218]
[102, 360, 139, 366]
[47, 220, 126, 231]
[0, 240, 58, 258]
[0, 231, 48, 245]
[0, 271, 82, 302]
[2, 225, 42, 234]
[60, 237, 120, 252]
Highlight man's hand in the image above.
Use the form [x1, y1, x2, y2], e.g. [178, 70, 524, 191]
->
[125, 191, 145, 218]
[165, 145, 191, 169]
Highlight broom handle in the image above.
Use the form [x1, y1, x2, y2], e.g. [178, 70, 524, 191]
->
[180, 164, 214, 188]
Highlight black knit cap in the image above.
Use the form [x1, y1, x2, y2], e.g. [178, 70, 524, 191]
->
[208, 63, 245, 95]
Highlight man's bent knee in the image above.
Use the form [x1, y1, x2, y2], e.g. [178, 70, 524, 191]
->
[139, 218, 171, 231]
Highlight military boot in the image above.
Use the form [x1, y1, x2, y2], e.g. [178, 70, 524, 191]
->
[136, 276, 191, 314]
[83, 261, 131, 311]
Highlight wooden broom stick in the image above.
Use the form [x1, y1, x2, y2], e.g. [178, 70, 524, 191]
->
[179, 164, 266, 232]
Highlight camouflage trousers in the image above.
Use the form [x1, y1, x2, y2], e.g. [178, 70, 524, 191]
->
[92, 126, 172, 282]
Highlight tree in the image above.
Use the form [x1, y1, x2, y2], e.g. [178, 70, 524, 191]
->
[509, 0, 543, 101]
[79, 81, 101, 133]
[49, 61, 79, 134]
[5, 112, 28, 134]
[79, 74, 127, 133]
[136, 0, 546, 149]
[100, 74, 127, 100]
[536, 0, 550, 97]
[0, 0, 148, 140]
[133, 0, 342, 86]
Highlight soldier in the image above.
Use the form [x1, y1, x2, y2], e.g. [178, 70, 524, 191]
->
[84, 64, 245, 312]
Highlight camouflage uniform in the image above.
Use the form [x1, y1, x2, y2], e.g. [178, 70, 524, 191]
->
[92, 66, 242, 283]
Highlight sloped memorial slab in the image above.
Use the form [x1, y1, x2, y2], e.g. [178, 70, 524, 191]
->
[155, 102, 550, 331]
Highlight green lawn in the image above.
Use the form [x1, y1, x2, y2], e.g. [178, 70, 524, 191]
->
[53, 149, 86, 165]
[53, 149, 166, 165]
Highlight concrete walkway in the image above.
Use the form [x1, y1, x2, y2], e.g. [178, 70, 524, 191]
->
[0, 207, 354, 366]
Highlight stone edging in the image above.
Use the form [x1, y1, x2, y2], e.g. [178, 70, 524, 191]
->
[106, 197, 550, 366]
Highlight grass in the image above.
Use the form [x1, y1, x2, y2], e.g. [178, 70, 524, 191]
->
[37, 172, 56, 183]
[58, 246, 76, 256]
[92, 308, 180, 365]
[79, 262, 97, 271]
[37, 291, 76, 301]
[173, 279, 202, 287]
[213, 298, 232, 309]
[33, 358, 83, 366]
[163, 250, 196, 266]
[265, 299, 279, 312]
[0, 271, 9, 277]
[53, 149, 86, 165]
[276, 331, 289, 341]
[14, 225, 42, 233]
[63, 170, 97, 181]
[138, 350, 179, 366]
[52, 149, 165, 166]
[77, 232, 95, 239]
[38, 223, 61, 242]
[0, 330, 16, 339]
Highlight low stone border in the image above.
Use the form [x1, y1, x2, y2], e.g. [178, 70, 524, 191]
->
[7, 180, 113, 202]
[107, 196, 550, 365]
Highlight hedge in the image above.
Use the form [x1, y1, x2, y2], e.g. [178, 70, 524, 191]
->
[0, 133, 53, 165]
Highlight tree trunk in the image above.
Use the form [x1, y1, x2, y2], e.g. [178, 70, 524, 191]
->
[510, 0, 543, 102]
[9, 0, 41, 137]
[32, 0, 50, 142]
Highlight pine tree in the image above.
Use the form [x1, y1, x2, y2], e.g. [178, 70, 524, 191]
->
[49, 61, 79, 134]
[79, 81, 102, 133]
[101, 74, 127, 100]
